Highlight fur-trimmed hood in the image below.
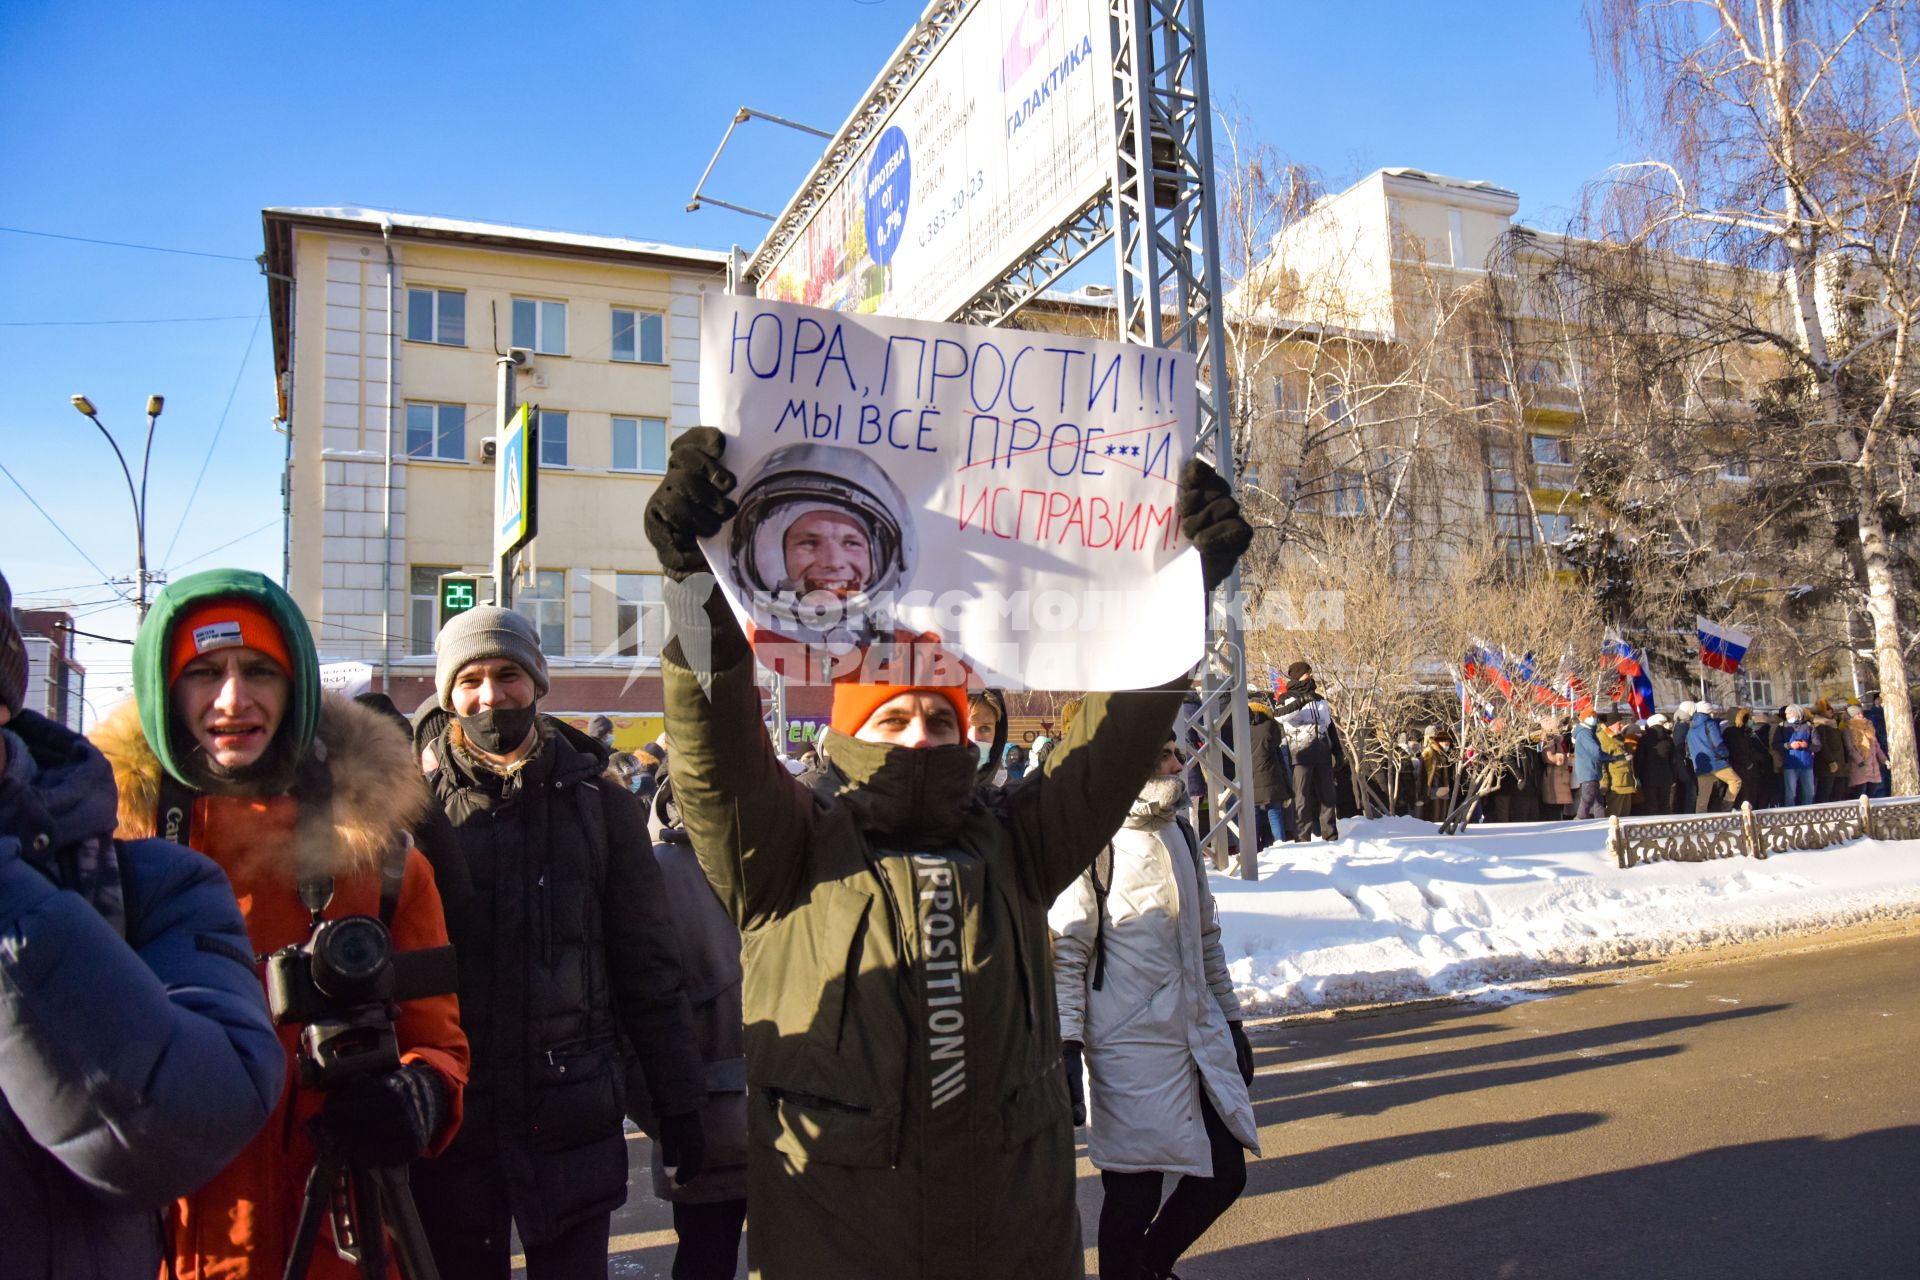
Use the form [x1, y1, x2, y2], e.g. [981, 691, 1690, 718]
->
[93, 691, 428, 878]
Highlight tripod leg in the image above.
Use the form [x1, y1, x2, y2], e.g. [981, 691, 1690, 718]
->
[284, 1151, 344, 1280]
[371, 1166, 444, 1280]
[350, 1165, 390, 1280]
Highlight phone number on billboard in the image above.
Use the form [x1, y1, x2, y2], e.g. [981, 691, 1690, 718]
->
[917, 169, 986, 251]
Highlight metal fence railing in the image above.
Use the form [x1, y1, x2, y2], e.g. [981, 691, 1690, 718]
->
[1609, 795, 1920, 869]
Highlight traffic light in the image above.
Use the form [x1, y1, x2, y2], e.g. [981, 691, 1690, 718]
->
[438, 574, 481, 631]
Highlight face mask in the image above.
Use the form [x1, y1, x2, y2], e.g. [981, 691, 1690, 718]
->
[974, 740, 992, 767]
[459, 704, 538, 754]
[627, 775, 645, 794]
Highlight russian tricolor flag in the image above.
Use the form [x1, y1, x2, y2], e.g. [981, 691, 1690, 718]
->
[1696, 616, 1753, 674]
[1602, 635, 1657, 719]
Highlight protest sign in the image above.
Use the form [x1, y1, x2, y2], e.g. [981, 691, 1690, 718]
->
[697, 294, 1203, 690]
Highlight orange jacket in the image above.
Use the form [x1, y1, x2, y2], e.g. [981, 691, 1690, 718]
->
[95, 697, 469, 1280]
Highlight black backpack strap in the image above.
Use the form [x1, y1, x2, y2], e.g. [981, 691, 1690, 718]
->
[1089, 844, 1112, 992]
[378, 829, 412, 929]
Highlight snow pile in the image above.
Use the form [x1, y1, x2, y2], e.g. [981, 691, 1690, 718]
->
[1213, 816, 1920, 1013]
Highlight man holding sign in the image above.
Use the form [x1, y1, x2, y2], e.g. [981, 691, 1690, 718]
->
[645, 405, 1250, 1279]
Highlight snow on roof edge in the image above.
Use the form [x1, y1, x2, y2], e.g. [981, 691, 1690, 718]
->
[264, 205, 731, 266]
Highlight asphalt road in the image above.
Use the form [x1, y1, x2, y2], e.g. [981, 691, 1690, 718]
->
[595, 925, 1920, 1278]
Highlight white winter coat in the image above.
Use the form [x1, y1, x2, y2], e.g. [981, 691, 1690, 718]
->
[1049, 787, 1260, 1175]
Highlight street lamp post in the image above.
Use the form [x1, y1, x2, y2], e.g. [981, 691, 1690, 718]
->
[70, 393, 164, 620]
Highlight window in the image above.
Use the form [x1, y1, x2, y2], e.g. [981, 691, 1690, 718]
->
[1447, 208, 1466, 268]
[612, 308, 665, 364]
[615, 573, 665, 658]
[1271, 373, 1308, 421]
[538, 410, 569, 467]
[1538, 513, 1573, 544]
[514, 569, 567, 654]
[406, 402, 465, 461]
[1330, 470, 1367, 517]
[405, 288, 465, 345]
[1317, 379, 1352, 428]
[611, 416, 668, 472]
[512, 298, 568, 355]
[1530, 434, 1573, 467]
[409, 566, 457, 655]
[1737, 670, 1775, 707]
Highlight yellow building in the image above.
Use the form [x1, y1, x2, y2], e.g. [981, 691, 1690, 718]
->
[1237, 168, 1839, 707]
[261, 207, 727, 728]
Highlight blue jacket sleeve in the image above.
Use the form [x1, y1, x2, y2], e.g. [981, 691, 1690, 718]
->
[0, 836, 284, 1209]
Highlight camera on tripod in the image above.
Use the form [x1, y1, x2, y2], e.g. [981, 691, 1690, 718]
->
[264, 914, 457, 1088]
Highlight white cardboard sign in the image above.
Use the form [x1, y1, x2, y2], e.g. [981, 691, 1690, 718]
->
[697, 294, 1203, 691]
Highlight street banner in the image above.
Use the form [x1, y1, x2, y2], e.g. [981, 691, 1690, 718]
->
[698, 294, 1203, 690]
[754, 0, 1112, 322]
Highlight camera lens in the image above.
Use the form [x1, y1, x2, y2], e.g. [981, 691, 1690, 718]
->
[310, 915, 392, 997]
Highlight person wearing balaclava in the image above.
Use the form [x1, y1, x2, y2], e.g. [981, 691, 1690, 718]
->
[642, 426, 1253, 1280]
[1049, 734, 1259, 1280]
[91, 568, 468, 1279]
[412, 604, 707, 1280]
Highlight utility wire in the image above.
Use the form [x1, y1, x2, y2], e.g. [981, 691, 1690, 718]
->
[0, 225, 256, 262]
[0, 314, 259, 327]
[159, 305, 267, 571]
[168, 517, 280, 572]
[0, 460, 126, 594]
[51, 622, 134, 645]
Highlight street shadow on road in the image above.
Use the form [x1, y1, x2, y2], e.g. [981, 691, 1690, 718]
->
[1191, 1125, 1920, 1280]
[1245, 1111, 1607, 1195]
[1251, 1005, 1787, 1122]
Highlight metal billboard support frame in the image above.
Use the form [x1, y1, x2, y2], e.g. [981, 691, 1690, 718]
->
[742, 0, 1256, 876]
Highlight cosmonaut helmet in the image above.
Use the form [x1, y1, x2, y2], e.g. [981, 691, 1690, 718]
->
[727, 442, 916, 646]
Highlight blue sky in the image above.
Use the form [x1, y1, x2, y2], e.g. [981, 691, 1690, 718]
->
[1, 0, 1627, 712]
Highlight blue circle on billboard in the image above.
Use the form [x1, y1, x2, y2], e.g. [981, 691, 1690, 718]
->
[864, 126, 912, 267]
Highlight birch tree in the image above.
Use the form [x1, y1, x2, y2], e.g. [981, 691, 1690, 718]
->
[1578, 0, 1920, 792]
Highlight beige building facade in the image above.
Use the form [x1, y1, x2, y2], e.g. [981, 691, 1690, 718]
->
[262, 207, 728, 724]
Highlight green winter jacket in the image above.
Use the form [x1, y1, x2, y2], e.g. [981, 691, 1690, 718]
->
[663, 648, 1184, 1280]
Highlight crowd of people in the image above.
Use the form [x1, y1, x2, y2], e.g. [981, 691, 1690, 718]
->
[1, 436, 1260, 1280]
[1190, 681, 1906, 845]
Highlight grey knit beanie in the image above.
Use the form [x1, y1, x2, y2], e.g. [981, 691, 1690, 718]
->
[434, 606, 549, 709]
[0, 569, 27, 716]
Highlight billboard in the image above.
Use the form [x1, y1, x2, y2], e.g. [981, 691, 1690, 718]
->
[755, 0, 1112, 322]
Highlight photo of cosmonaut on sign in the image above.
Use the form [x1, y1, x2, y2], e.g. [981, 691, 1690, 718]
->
[698, 294, 1204, 691]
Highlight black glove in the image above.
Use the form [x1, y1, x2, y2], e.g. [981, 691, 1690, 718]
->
[1062, 1040, 1087, 1126]
[1177, 458, 1254, 593]
[1229, 1021, 1255, 1086]
[643, 427, 738, 580]
[658, 1108, 706, 1186]
[311, 1062, 448, 1168]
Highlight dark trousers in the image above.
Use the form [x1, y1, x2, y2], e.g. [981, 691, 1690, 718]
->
[1491, 794, 1538, 823]
[413, 1148, 613, 1280]
[1096, 1090, 1248, 1280]
[672, 1199, 746, 1280]
[1574, 780, 1604, 819]
[1291, 758, 1337, 840]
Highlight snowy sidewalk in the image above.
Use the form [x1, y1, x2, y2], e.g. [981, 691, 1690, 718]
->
[1214, 815, 1920, 1013]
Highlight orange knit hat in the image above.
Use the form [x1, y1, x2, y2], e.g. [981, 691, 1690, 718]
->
[168, 598, 293, 683]
[829, 682, 972, 737]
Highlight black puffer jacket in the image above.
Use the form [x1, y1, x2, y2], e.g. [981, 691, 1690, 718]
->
[419, 716, 704, 1243]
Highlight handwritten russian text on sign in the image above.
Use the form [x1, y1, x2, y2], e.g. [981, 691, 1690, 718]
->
[699, 294, 1202, 690]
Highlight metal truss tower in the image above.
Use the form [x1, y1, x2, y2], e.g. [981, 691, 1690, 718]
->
[957, 0, 1254, 876]
[747, 0, 1257, 876]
